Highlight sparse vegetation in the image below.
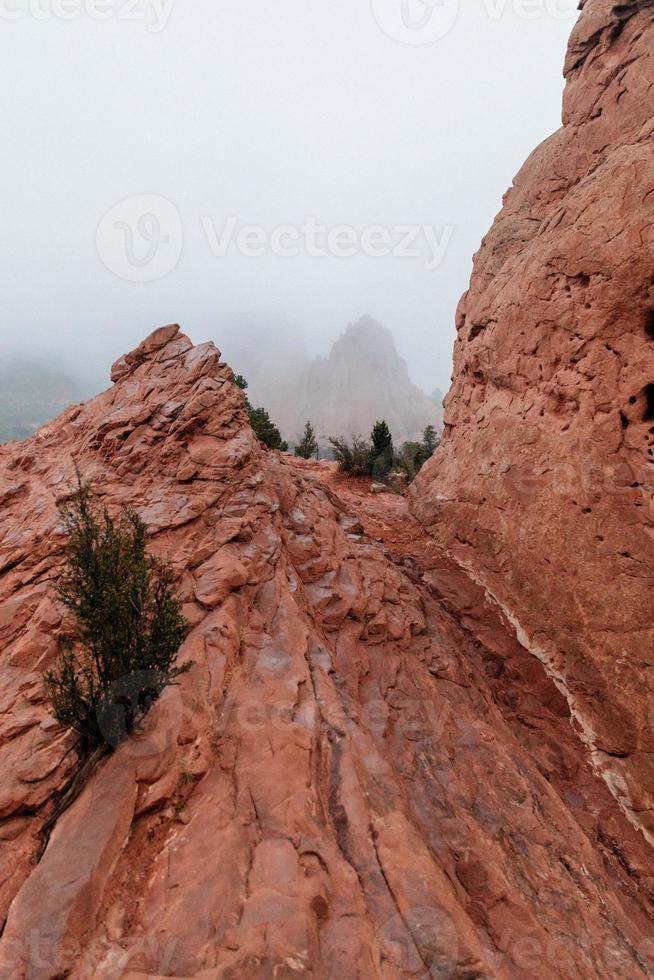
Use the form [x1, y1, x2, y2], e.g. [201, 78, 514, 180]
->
[44, 476, 189, 752]
[295, 421, 318, 459]
[233, 373, 288, 451]
[370, 420, 394, 480]
[398, 425, 441, 481]
[332, 421, 440, 484]
[249, 406, 289, 451]
[178, 757, 200, 786]
[329, 434, 375, 476]
[330, 419, 394, 479]
[398, 440, 424, 482]
[422, 424, 439, 457]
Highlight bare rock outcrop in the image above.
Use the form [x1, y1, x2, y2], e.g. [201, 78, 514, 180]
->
[0, 324, 653, 977]
[411, 0, 654, 849]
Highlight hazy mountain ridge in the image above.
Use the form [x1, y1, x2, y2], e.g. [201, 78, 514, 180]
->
[0, 360, 94, 443]
[253, 316, 442, 445]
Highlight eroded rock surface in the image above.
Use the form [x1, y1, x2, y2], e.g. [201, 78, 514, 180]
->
[0, 323, 652, 978]
[411, 0, 654, 851]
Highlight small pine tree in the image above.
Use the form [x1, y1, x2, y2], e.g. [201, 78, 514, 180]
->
[399, 441, 424, 482]
[370, 420, 394, 480]
[249, 406, 288, 451]
[398, 425, 441, 482]
[44, 477, 189, 751]
[295, 421, 318, 460]
[422, 424, 439, 457]
[371, 420, 393, 457]
[233, 373, 288, 452]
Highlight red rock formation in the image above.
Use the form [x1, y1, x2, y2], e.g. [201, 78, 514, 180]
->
[411, 0, 654, 855]
[0, 323, 653, 978]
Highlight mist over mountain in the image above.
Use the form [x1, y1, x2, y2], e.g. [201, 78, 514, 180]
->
[0, 320, 440, 450]
[249, 316, 442, 446]
[0, 359, 95, 443]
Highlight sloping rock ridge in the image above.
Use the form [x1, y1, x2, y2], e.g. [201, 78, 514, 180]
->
[411, 0, 654, 854]
[0, 323, 653, 978]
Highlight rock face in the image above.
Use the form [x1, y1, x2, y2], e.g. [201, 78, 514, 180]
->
[0, 323, 654, 978]
[257, 317, 442, 446]
[411, 1, 654, 851]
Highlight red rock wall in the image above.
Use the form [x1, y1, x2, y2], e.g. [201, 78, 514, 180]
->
[411, 0, 654, 844]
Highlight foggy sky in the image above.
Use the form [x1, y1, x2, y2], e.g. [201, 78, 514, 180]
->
[0, 0, 579, 395]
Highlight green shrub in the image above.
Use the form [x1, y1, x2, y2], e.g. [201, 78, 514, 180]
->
[398, 440, 424, 482]
[44, 478, 189, 751]
[329, 435, 373, 475]
[422, 424, 439, 457]
[330, 420, 396, 479]
[398, 425, 441, 481]
[295, 421, 318, 459]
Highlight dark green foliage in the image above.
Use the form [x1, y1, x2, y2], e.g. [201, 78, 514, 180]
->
[331, 420, 395, 479]
[329, 435, 374, 476]
[398, 440, 424, 482]
[249, 406, 288, 451]
[371, 420, 393, 458]
[295, 421, 318, 459]
[234, 373, 288, 452]
[369, 420, 394, 480]
[332, 419, 439, 484]
[44, 478, 189, 751]
[422, 424, 439, 457]
[398, 425, 441, 481]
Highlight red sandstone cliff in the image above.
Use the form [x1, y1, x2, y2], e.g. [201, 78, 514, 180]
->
[411, 0, 654, 856]
[0, 323, 653, 978]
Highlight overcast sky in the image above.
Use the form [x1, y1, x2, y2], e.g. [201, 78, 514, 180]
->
[1, 0, 578, 394]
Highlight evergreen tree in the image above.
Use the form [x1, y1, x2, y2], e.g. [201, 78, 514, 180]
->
[370, 420, 394, 479]
[44, 477, 189, 751]
[422, 424, 439, 457]
[249, 406, 288, 451]
[398, 425, 441, 482]
[295, 421, 318, 459]
[233, 373, 288, 452]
